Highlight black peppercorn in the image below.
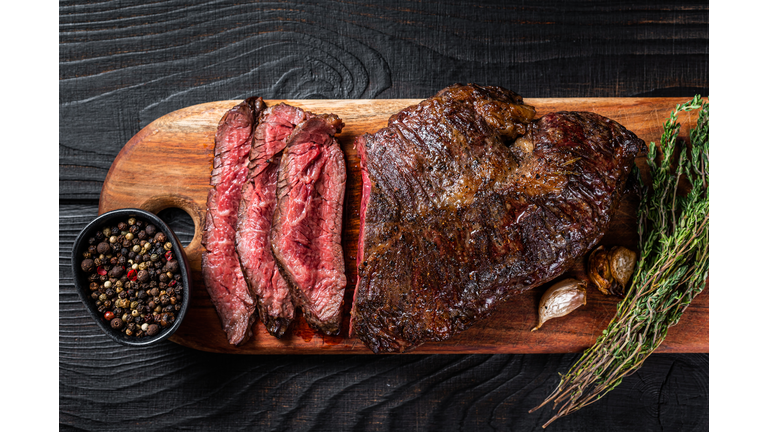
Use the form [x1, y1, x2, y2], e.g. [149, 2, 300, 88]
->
[137, 270, 150, 283]
[146, 324, 160, 336]
[117, 222, 127, 231]
[145, 225, 157, 236]
[110, 318, 124, 329]
[96, 242, 110, 255]
[108, 265, 124, 278]
[163, 260, 179, 273]
[88, 245, 98, 254]
[81, 259, 95, 273]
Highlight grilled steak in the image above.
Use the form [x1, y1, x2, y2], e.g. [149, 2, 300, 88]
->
[351, 84, 645, 353]
[271, 114, 347, 336]
[202, 97, 266, 345]
[236, 103, 311, 338]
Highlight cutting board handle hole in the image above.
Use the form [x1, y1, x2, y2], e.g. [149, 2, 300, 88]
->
[138, 194, 205, 257]
[157, 207, 195, 247]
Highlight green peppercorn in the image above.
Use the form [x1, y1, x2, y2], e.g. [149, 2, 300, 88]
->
[125, 232, 134, 241]
[128, 217, 136, 225]
[164, 242, 173, 251]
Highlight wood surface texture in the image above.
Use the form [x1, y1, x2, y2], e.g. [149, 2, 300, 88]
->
[98, 97, 709, 355]
[60, 1, 708, 430]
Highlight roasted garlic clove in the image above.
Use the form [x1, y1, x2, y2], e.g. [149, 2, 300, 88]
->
[531, 278, 587, 332]
[588, 245, 637, 297]
[588, 246, 614, 296]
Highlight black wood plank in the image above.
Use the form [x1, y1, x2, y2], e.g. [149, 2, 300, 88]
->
[59, 0, 708, 199]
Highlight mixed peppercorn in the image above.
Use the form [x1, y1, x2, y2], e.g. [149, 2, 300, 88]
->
[79, 217, 183, 338]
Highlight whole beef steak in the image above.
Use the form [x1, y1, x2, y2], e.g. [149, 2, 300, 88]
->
[202, 96, 265, 345]
[351, 84, 645, 353]
[271, 114, 347, 336]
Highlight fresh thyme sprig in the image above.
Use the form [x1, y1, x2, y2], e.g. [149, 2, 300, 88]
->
[529, 96, 709, 428]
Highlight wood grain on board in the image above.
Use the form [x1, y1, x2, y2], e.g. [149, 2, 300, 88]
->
[98, 97, 708, 354]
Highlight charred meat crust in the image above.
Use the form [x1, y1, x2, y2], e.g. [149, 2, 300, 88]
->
[352, 84, 645, 353]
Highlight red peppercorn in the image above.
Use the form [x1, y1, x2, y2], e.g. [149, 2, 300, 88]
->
[104, 311, 114, 321]
[97, 266, 107, 276]
[127, 269, 138, 281]
[169, 280, 177, 287]
[165, 251, 173, 261]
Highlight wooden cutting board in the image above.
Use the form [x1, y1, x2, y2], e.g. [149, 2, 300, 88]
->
[99, 98, 709, 354]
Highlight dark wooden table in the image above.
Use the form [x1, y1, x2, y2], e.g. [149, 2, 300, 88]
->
[59, 2, 709, 430]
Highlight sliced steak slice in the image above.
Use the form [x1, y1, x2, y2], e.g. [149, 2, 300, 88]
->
[202, 96, 266, 345]
[351, 84, 645, 353]
[236, 103, 311, 338]
[271, 114, 347, 336]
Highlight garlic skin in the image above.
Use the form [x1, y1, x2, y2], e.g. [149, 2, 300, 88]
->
[588, 245, 637, 297]
[531, 278, 587, 331]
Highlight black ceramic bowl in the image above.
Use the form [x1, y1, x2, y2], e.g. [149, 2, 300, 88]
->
[71, 208, 192, 346]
